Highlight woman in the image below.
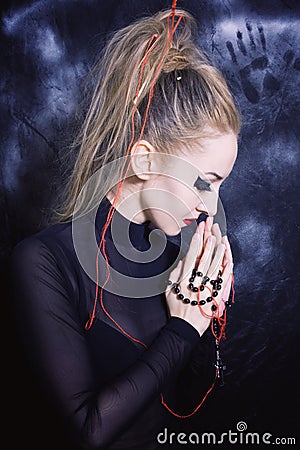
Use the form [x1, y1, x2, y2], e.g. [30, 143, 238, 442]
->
[10, 7, 241, 450]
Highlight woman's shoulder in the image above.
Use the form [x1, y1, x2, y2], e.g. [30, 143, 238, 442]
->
[10, 221, 74, 268]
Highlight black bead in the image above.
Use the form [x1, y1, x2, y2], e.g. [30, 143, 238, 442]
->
[217, 284, 222, 290]
[189, 277, 195, 283]
[167, 280, 172, 286]
[172, 283, 178, 288]
[206, 297, 213, 303]
[210, 280, 215, 285]
[218, 270, 222, 277]
[203, 276, 210, 283]
[200, 285, 205, 291]
[183, 298, 190, 304]
[193, 286, 198, 292]
[192, 269, 197, 277]
[174, 287, 180, 294]
[188, 283, 194, 290]
[213, 291, 218, 297]
[177, 294, 184, 300]
[191, 300, 198, 306]
[211, 304, 217, 311]
[199, 300, 206, 305]
[218, 278, 223, 284]
[197, 271, 203, 277]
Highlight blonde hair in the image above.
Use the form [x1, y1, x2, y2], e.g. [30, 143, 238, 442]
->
[52, 8, 241, 223]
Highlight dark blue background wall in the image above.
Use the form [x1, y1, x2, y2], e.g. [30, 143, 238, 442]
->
[1, 1, 300, 448]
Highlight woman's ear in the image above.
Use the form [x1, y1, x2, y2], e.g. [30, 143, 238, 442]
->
[130, 140, 157, 180]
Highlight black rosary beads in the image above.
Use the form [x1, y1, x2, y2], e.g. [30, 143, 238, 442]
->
[168, 268, 224, 313]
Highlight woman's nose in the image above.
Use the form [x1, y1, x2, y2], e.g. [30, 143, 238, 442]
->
[196, 189, 219, 217]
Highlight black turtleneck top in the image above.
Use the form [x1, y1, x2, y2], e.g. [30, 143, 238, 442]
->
[10, 197, 216, 450]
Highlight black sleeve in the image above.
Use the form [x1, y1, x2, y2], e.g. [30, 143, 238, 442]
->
[9, 236, 203, 449]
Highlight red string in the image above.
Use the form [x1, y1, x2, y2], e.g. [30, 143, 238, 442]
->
[84, 32, 160, 333]
[85, 2, 183, 331]
[160, 372, 218, 418]
[171, 0, 176, 28]
[231, 273, 235, 304]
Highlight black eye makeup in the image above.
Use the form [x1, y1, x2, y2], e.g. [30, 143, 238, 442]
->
[193, 176, 212, 192]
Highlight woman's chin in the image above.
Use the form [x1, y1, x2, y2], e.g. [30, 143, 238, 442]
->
[152, 223, 182, 237]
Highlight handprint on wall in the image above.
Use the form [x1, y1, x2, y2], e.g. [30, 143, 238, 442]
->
[225, 20, 299, 104]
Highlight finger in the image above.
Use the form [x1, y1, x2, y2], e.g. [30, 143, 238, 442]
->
[217, 271, 233, 316]
[219, 299, 226, 316]
[197, 235, 216, 275]
[204, 216, 213, 245]
[221, 237, 230, 266]
[196, 219, 205, 238]
[195, 221, 206, 266]
[203, 230, 212, 247]
[222, 235, 233, 265]
[205, 216, 213, 233]
[206, 242, 225, 279]
[219, 262, 233, 294]
[221, 274, 232, 302]
[182, 223, 204, 279]
[210, 262, 233, 317]
[212, 223, 222, 246]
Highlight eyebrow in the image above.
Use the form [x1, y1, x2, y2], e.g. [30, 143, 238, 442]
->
[204, 171, 224, 181]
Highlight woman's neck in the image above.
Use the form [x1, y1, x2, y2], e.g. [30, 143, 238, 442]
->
[106, 182, 148, 225]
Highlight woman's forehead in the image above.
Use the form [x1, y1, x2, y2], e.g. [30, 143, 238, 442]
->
[152, 154, 209, 185]
[176, 133, 238, 178]
[154, 134, 237, 183]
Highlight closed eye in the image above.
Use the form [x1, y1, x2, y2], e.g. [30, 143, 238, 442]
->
[193, 176, 212, 192]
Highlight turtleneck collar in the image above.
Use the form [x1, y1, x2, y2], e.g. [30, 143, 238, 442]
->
[95, 196, 153, 250]
[94, 196, 208, 259]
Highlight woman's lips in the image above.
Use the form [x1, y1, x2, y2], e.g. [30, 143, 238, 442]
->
[183, 212, 209, 226]
[183, 218, 197, 226]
